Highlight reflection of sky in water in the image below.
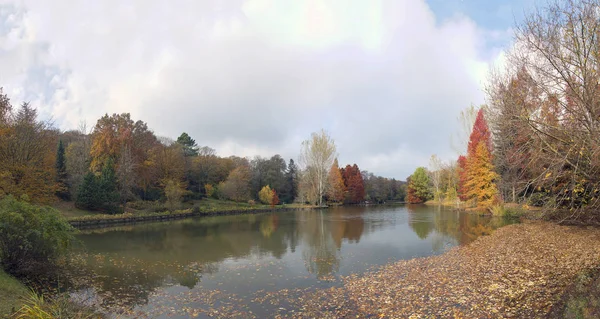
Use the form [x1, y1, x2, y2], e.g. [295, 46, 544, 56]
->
[73, 205, 509, 318]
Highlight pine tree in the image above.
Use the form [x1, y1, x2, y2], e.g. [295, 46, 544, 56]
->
[99, 158, 121, 213]
[327, 158, 345, 203]
[55, 140, 70, 200]
[281, 159, 298, 204]
[176, 132, 199, 157]
[75, 172, 102, 210]
[465, 142, 499, 208]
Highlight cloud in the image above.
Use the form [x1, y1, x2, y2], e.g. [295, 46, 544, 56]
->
[0, 0, 506, 179]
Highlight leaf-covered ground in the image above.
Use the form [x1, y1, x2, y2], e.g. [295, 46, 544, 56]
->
[278, 222, 600, 318]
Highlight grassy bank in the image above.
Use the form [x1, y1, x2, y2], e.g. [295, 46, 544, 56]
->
[61, 199, 316, 228]
[0, 269, 28, 318]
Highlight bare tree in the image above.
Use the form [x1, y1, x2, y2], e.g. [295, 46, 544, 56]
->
[451, 105, 478, 155]
[486, 0, 600, 219]
[428, 155, 443, 203]
[299, 130, 337, 207]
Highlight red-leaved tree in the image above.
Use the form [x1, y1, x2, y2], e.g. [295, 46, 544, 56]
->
[341, 164, 365, 204]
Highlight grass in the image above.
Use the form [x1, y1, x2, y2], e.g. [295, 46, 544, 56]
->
[51, 201, 96, 219]
[0, 269, 28, 318]
[549, 268, 600, 319]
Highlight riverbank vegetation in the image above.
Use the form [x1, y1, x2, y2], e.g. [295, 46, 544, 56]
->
[411, 0, 600, 225]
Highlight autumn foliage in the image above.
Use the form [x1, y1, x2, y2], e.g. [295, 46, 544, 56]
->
[327, 158, 346, 203]
[458, 108, 500, 208]
[341, 164, 365, 204]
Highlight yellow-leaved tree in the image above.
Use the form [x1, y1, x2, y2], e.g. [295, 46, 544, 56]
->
[465, 142, 499, 209]
[258, 185, 274, 205]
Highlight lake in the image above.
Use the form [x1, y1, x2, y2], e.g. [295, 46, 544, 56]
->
[70, 204, 511, 318]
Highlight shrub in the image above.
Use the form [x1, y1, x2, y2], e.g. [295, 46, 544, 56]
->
[248, 199, 256, 206]
[258, 185, 274, 205]
[0, 196, 75, 278]
[490, 204, 525, 221]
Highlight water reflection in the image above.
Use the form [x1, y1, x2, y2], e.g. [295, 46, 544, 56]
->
[71, 205, 511, 315]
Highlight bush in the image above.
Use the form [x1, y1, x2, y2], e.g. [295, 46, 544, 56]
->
[0, 196, 75, 278]
[490, 204, 525, 221]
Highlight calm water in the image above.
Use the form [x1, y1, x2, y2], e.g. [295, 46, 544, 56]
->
[71, 205, 510, 318]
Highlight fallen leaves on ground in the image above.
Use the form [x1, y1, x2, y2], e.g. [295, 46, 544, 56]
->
[283, 222, 600, 318]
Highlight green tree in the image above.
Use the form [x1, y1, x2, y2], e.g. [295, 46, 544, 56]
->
[281, 159, 298, 204]
[176, 132, 199, 157]
[55, 139, 70, 200]
[99, 158, 120, 213]
[406, 167, 432, 204]
[75, 172, 102, 210]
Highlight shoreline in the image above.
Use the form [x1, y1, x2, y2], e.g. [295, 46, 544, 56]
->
[68, 206, 318, 229]
[273, 221, 600, 318]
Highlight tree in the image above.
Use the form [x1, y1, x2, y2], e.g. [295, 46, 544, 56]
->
[327, 158, 345, 203]
[0, 102, 60, 203]
[75, 172, 102, 210]
[299, 130, 336, 206]
[281, 159, 298, 204]
[219, 165, 251, 202]
[271, 189, 279, 207]
[55, 140, 69, 200]
[428, 155, 442, 203]
[467, 108, 492, 156]
[164, 178, 185, 211]
[205, 184, 215, 198]
[259, 185, 274, 205]
[176, 132, 199, 157]
[89, 113, 158, 198]
[341, 164, 365, 204]
[65, 125, 91, 200]
[406, 167, 432, 204]
[99, 158, 121, 213]
[457, 155, 469, 201]
[465, 142, 500, 209]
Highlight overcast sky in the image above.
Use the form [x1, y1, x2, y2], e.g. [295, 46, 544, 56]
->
[0, 0, 534, 180]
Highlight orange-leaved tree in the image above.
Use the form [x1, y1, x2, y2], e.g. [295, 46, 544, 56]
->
[327, 158, 345, 203]
[465, 142, 499, 208]
[462, 108, 500, 208]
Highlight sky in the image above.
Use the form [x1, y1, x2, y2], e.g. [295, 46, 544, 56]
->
[0, 0, 535, 180]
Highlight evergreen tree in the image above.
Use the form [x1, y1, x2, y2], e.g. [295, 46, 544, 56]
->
[75, 172, 102, 210]
[55, 139, 70, 200]
[176, 132, 199, 157]
[99, 158, 121, 213]
[281, 159, 298, 204]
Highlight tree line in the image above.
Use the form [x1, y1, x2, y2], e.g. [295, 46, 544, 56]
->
[0, 95, 402, 213]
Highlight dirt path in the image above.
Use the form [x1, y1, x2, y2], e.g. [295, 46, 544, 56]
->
[284, 222, 600, 318]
